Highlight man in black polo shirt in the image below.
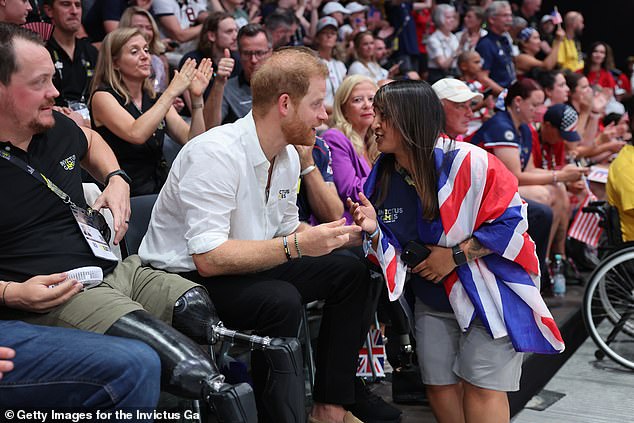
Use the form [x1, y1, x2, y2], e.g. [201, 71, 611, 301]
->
[0, 23, 257, 421]
[44, 0, 98, 126]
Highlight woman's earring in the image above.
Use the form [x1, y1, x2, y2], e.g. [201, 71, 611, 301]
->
[515, 107, 521, 113]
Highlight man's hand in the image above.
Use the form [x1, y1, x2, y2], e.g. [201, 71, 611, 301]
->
[0, 347, 15, 380]
[295, 144, 316, 170]
[3, 274, 83, 313]
[296, 218, 362, 256]
[411, 245, 455, 283]
[215, 49, 235, 83]
[92, 176, 131, 245]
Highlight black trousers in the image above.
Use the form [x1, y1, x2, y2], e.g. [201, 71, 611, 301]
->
[183, 254, 377, 407]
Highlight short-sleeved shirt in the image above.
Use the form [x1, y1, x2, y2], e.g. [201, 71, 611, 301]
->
[557, 37, 583, 72]
[476, 32, 516, 89]
[139, 112, 301, 272]
[425, 30, 459, 70]
[321, 57, 347, 107]
[471, 110, 533, 170]
[347, 61, 388, 84]
[221, 72, 253, 124]
[297, 137, 335, 223]
[607, 144, 634, 242]
[0, 112, 117, 282]
[83, 0, 128, 42]
[46, 37, 99, 106]
[152, 0, 207, 55]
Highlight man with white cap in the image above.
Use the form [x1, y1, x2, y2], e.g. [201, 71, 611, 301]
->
[432, 78, 483, 139]
[321, 1, 349, 27]
[338, 1, 367, 41]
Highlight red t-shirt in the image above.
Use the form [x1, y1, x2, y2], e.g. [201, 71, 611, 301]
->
[530, 124, 565, 170]
[582, 69, 616, 89]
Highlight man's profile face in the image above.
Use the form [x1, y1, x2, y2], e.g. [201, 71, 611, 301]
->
[281, 76, 328, 147]
[1, 0, 32, 25]
[491, 5, 512, 34]
[442, 99, 473, 138]
[0, 40, 59, 135]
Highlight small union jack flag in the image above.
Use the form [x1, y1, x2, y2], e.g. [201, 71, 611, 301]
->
[356, 329, 386, 378]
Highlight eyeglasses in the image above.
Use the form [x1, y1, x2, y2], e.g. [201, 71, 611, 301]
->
[240, 49, 271, 59]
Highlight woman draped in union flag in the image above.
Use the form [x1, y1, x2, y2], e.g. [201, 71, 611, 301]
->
[347, 80, 564, 423]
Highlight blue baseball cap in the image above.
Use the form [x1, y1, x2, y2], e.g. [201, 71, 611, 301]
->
[543, 104, 581, 142]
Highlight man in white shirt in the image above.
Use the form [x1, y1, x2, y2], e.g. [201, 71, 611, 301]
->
[140, 48, 377, 423]
[152, 0, 208, 65]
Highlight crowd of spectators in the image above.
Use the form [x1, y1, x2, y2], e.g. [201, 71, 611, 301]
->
[1, 0, 633, 422]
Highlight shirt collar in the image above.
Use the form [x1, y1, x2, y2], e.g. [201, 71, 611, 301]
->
[242, 112, 269, 168]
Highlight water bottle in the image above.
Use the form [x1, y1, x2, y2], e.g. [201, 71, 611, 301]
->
[552, 254, 566, 297]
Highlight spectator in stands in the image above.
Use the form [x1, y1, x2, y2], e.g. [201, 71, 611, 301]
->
[0, 320, 161, 417]
[558, 11, 584, 72]
[472, 79, 586, 260]
[347, 31, 396, 84]
[119, 6, 169, 94]
[455, 5, 487, 52]
[203, 23, 272, 128]
[322, 75, 379, 223]
[607, 115, 634, 242]
[314, 16, 347, 113]
[338, 1, 367, 42]
[425, 3, 461, 84]
[514, 26, 563, 77]
[139, 48, 387, 423]
[0, 0, 32, 24]
[264, 8, 297, 49]
[152, 0, 208, 66]
[209, 0, 250, 28]
[476, 1, 516, 95]
[42, 0, 98, 128]
[514, 0, 541, 29]
[82, 0, 132, 43]
[385, 0, 421, 78]
[583, 41, 617, 93]
[538, 12, 555, 54]
[457, 51, 495, 136]
[179, 12, 239, 109]
[432, 77, 483, 140]
[90, 28, 212, 196]
[537, 69, 569, 107]
[349, 79, 563, 423]
[0, 23, 255, 420]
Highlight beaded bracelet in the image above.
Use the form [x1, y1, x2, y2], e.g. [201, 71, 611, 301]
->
[294, 233, 302, 259]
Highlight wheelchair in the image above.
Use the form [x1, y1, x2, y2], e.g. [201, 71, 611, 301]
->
[580, 201, 634, 370]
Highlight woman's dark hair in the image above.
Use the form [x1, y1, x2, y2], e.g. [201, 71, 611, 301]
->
[583, 41, 611, 76]
[535, 69, 563, 90]
[603, 112, 623, 127]
[373, 80, 445, 220]
[504, 78, 542, 107]
[564, 70, 585, 94]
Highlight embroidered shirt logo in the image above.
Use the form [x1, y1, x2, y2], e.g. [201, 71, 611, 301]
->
[60, 154, 76, 171]
[378, 207, 403, 224]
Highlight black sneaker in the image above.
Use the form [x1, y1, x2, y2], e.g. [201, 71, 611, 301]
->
[346, 378, 402, 423]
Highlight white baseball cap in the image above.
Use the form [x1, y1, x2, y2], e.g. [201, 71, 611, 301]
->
[322, 2, 350, 16]
[317, 16, 339, 33]
[345, 2, 368, 14]
[432, 78, 483, 103]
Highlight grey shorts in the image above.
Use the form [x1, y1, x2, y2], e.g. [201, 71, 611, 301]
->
[1, 255, 198, 333]
[414, 298, 523, 392]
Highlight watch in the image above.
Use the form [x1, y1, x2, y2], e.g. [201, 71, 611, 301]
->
[452, 245, 467, 267]
[105, 169, 131, 186]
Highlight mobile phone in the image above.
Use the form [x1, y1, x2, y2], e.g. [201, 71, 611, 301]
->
[401, 241, 431, 267]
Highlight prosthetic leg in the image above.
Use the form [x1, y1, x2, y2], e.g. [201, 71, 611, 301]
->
[172, 288, 306, 423]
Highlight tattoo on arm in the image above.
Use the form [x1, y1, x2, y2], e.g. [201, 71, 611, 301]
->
[462, 237, 492, 262]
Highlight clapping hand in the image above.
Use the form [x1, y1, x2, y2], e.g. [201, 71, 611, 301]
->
[189, 58, 214, 98]
[167, 58, 198, 97]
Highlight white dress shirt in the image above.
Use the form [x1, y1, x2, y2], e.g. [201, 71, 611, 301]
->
[139, 112, 301, 272]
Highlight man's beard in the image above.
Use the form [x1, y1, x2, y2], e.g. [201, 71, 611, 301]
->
[281, 111, 314, 146]
[3, 96, 55, 135]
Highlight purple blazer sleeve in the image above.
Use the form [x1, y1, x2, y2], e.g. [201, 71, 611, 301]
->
[321, 128, 371, 223]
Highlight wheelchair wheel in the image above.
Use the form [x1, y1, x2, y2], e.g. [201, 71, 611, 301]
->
[582, 246, 634, 370]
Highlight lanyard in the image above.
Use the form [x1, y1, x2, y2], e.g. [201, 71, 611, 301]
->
[0, 148, 77, 207]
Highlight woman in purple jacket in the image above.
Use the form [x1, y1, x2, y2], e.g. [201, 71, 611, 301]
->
[322, 75, 379, 223]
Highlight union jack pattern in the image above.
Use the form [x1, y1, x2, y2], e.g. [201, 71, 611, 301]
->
[356, 329, 386, 378]
[364, 137, 565, 354]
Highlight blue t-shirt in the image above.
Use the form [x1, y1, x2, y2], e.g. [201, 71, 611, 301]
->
[374, 166, 452, 312]
[471, 110, 533, 170]
[297, 137, 335, 223]
[475, 32, 516, 89]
